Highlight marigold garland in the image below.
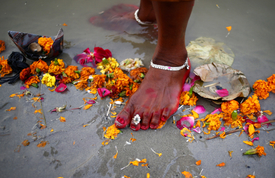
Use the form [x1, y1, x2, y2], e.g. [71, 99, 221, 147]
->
[38, 37, 53, 54]
[179, 91, 198, 106]
[0, 40, 6, 53]
[0, 56, 12, 77]
[252, 79, 270, 99]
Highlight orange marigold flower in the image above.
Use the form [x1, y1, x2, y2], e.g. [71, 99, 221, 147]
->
[223, 113, 245, 128]
[256, 145, 266, 156]
[130, 67, 148, 82]
[0, 40, 6, 53]
[64, 65, 80, 79]
[80, 67, 95, 79]
[59, 77, 74, 84]
[253, 79, 270, 99]
[30, 59, 49, 74]
[48, 58, 65, 75]
[240, 94, 261, 115]
[38, 37, 53, 54]
[131, 82, 139, 94]
[19, 67, 31, 81]
[267, 74, 275, 93]
[221, 100, 239, 114]
[75, 79, 88, 90]
[179, 91, 198, 106]
[202, 113, 222, 131]
[24, 76, 40, 88]
[0, 56, 12, 77]
[91, 74, 106, 89]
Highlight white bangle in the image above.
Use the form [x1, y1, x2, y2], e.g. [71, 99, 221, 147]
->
[150, 58, 189, 71]
[134, 9, 154, 25]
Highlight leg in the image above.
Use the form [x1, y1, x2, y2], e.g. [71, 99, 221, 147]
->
[115, 0, 194, 130]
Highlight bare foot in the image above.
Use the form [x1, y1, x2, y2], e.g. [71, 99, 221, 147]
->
[115, 58, 190, 131]
[90, 4, 156, 32]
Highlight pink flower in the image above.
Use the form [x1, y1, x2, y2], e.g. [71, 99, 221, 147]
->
[176, 116, 195, 130]
[93, 47, 112, 63]
[193, 127, 201, 133]
[97, 88, 111, 98]
[73, 48, 96, 68]
[183, 72, 201, 91]
[257, 114, 271, 127]
[55, 83, 67, 93]
[216, 89, 229, 97]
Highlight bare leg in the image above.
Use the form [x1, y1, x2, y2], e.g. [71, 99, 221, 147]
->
[115, 1, 194, 130]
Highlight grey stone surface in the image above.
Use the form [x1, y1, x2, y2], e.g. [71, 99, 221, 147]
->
[0, 0, 274, 178]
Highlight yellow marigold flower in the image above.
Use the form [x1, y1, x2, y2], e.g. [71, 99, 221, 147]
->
[41, 73, 56, 87]
[38, 37, 53, 54]
[104, 124, 120, 140]
[267, 74, 275, 93]
[221, 100, 239, 114]
[97, 57, 119, 74]
[240, 94, 261, 115]
[243, 141, 253, 146]
[30, 59, 48, 74]
[0, 40, 6, 53]
[0, 56, 12, 77]
[223, 113, 245, 128]
[253, 79, 270, 99]
[48, 58, 65, 75]
[64, 65, 80, 79]
[179, 91, 198, 106]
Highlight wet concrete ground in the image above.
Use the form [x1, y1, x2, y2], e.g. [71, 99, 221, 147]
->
[0, 0, 275, 177]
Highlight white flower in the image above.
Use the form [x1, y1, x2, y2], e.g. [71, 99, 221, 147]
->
[120, 58, 144, 71]
[133, 114, 141, 125]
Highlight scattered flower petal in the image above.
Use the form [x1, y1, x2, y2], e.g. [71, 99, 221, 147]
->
[211, 108, 221, 114]
[192, 127, 201, 133]
[251, 137, 259, 143]
[216, 89, 229, 97]
[193, 105, 206, 114]
[6, 107, 16, 111]
[226, 26, 232, 32]
[181, 171, 193, 178]
[219, 127, 225, 132]
[228, 151, 233, 157]
[97, 88, 111, 98]
[59, 116, 66, 122]
[21, 140, 30, 146]
[196, 160, 201, 166]
[243, 141, 254, 146]
[177, 116, 195, 130]
[216, 162, 226, 167]
[55, 83, 67, 92]
[37, 141, 48, 147]
[20, 86, 27, 90]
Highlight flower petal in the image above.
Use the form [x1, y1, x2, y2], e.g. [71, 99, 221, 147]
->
[257, 115, 269, 123]
[83, 48, 91, 54]
[193, 105, 206, 114]
[183, 83, 191, 92]
[192, 127, 201, 133]
[73, 53, 88, 63]
[219, 127, 225, 132]
[55, 83, 67, 92]
[86, 100, 96, 104]
[211, 108, 221, 114]
[176, 116, 194, 130]
[20, 86, 27, 90]
[216, 89, 229, 97]
[251, 137, 259, 143]
[97, 88, 111, 98]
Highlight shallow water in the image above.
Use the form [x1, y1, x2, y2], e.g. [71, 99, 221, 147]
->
[1, 0, 275, 178]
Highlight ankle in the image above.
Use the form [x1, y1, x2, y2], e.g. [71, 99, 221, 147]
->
[152, 50, 188, 67]
[138, 3, 156, 22]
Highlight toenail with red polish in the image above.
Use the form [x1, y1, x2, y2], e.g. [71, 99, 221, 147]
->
[117, 117, 125, 124]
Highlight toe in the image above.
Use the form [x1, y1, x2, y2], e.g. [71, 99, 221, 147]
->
[161, 107, 171, 121]
[130, 112, 142, 131]
[141, 112, 151, 130]
[115, 106, 132, 129]
[150, 111, 161, 129]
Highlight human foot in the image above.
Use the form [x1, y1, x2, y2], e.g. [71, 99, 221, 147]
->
[89, 4, 156, 32]
[115, 58, 191, 131]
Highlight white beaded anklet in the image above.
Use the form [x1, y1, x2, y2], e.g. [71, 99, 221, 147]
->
[134, 9, 154, 25]
[150, 58, 189, 71]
